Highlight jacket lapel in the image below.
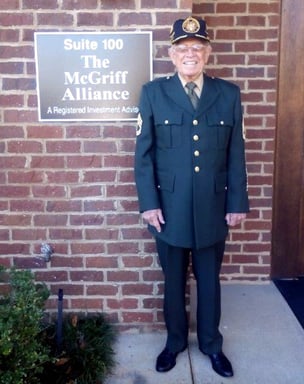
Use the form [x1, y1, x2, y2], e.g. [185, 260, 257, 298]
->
[162, 73, 194, 114]
[196, 74, 220, 116]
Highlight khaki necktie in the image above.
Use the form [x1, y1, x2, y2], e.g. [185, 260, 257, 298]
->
[185, 82, 199, 109]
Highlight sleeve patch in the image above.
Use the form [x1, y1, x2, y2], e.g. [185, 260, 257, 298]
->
[136, 113, 143, 136]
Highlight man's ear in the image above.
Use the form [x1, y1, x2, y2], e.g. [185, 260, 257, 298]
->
[168, 46, 176, 65]
[204, 44, 212, 63]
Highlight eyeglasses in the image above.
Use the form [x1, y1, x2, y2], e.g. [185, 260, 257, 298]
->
[173, 44, 207, 54]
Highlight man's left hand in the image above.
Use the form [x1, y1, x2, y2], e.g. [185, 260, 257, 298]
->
[225, 213, 246, 226]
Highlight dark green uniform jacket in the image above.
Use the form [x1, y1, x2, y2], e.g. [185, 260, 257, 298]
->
[134, 73, 249, 249]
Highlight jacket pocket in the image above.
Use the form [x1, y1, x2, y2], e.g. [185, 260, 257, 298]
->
[215, 172, 227, 193]
[206, 115, 233, 149]
[156, 171, 175, 193]
[155, 113, 183, 148]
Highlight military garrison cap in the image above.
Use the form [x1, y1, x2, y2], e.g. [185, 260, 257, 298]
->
[170, 16, 210, 44]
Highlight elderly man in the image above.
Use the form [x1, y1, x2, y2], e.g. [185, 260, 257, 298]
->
[134, 16, 249, 378]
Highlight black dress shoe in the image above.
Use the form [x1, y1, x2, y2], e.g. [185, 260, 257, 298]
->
[156, 348, 183, 372]
[207, 351, 233, 377]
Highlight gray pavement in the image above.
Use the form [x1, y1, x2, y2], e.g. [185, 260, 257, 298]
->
[105, 283, 304, 384]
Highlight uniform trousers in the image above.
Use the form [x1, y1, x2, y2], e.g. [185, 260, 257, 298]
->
[156, 237, 225, 355]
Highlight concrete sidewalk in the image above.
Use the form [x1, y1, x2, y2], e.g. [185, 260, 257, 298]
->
[105, 283, 304, 384]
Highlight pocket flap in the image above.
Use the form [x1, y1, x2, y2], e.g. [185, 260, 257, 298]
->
[207, 115, 233, 127]
[215, 172, 227, 192]
[156, 171, 175, 192]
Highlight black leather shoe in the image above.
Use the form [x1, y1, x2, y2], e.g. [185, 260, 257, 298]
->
[156, 348, 183, 372]
[207, 351, 233, 377]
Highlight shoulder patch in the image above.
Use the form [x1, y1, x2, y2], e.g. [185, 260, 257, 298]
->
[136, 113, 143, 136]
[242, 115, 246, 140]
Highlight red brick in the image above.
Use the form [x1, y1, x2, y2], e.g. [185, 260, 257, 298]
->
[122, 256, 154, 268]
[143, 298, 163, 309]
[249, 3, 280, 13]
[86, 256, 118, 268]
[61, 0, 97, 9]
[70, 270, 104, 281]
[8, 140, 42, 153]
[122, 283, 154, 296]
[70, 298, 103, 310]
[0, 126, 24, 139]
[10, 199, 45, 212]
[101, 0, 136, 9]
[12, 228, 46, 241]
[70, 242, 106, 254]
[50, 283, 84, 296]
[118, 12, 152, 26]
[32, 186, 67, 198]
[122, 311, 154, 323]
[46, 200, 82, 212]
[0, 94, 24, 108]
[67, 155, 102, 168]
[37, 13, 74, 25]
[30, 155, 65, 168]
[70, 185, 102, 198]
[107, 270, 139, 282]
[85, 228, 119, 240]
[107, 298, 138, 310]
[84, 200, 116, 212]
[0, 186, 30, 198]
[106, 214, 139, 227]
[34, 214, 68, 226]
[0, 243, 30, 254]
[141, 0, 176, 8]
[0, 0, 19, 9]
[77, 12, 113, 26]
[46, 141, 81, 153]
[66, 125, 100, 138]
[86, 284, 118, 296]
[216, 3, 247, 13]
[27, 125, 63, 139]
[0, 13, 33, 26]
[83, 170, 116, 183]
[23, 0, 58, 8]
[13, 256, 45, 268]
[46, 171, 80, 183]
[50, 256, 83, 268]
[3, 77, 35, 91]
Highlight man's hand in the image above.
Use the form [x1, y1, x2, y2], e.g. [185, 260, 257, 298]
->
[142, 209, 165, 233]
[225, 213, 246, 227]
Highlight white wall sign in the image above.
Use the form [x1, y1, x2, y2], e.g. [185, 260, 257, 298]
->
[34, 32, 153, 121]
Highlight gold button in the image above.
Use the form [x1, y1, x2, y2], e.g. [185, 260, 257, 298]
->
[194, 166, 200, 172]
[164, 120, 169, 124]
[193, 119, 198, 125]
[193, 134, 199, 141]
[194, 150, 200, 157]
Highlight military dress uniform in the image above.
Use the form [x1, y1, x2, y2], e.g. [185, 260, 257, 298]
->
[134, 16, 249, 374]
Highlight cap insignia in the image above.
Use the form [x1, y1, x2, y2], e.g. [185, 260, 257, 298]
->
[182, 17, 200, 34]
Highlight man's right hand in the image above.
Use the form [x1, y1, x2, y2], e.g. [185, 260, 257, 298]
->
[142, 209, 165, 233]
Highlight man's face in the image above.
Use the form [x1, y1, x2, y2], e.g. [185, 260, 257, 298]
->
[169, 38, 212, 82]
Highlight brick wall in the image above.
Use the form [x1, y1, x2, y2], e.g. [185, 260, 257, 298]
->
[0, 0, 279, 329]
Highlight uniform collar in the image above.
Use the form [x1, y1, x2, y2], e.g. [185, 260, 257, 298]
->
[164, 73, 220, 115]
[178, 73, 204, 96]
